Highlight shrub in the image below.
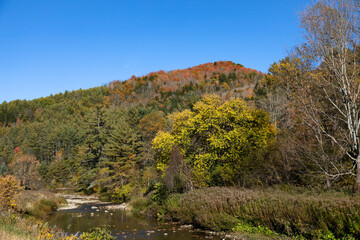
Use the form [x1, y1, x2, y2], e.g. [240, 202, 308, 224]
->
[233, 221, 277, 236]
[80, 226, 115, 240]
[0, 175, 23, 211]
[28, 198, 58, 218]
[14, 190, 64, 218]
[151, 182, 168, 203]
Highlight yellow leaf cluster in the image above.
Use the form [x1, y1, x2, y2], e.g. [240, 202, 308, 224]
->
[152, 95, 275, 186]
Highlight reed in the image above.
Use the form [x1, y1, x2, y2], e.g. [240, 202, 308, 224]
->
[157, 187, 360, 239]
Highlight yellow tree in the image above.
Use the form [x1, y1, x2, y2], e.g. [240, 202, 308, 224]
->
[153, 95, 275, 187]
[0, 175, 23, 211]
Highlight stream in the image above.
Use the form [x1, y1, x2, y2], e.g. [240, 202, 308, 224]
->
[46, 195, 224, 240]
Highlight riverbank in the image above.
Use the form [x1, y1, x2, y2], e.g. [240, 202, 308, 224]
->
[1, 189, 272, 240]
[131, 186, 360, 239]
[15, 190, 65, 218]
[0, 219, 33, 240]
[48, 194, 225, 240]
[4, 186, 358, 239]
[0, 189, 66, 240]
[0, 212, 60, 240]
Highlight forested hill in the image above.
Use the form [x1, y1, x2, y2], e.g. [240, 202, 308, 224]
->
[0, 61, 263, 126]
[0, 61, 264, 192]
[106, 61, 263, 111]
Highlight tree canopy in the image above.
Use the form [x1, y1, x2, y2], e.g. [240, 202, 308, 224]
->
[153, 95, 275, 187]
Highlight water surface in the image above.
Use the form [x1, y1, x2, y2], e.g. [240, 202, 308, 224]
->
[47, 201, 222, 240]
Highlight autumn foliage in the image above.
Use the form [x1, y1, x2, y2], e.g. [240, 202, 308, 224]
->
[0, 175, 23, 211]
[106, 61, 263, 110]
[9, 153, 40, 189]
[153, 95, 275, 187]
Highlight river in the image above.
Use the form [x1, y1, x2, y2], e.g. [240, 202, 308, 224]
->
[46, 195, 224, 240]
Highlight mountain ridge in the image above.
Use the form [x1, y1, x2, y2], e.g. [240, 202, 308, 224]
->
[0, 61, 264, 126]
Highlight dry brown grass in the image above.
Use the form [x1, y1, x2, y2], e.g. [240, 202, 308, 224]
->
[15, 190, 65, 218]
[155, 187, 360, 238]
[0, 229, 30, 240]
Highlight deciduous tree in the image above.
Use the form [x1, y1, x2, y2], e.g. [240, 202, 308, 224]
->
[9, 153, 40, 189]
[153, 95, 275, 187]
[289, 0, 360, 192]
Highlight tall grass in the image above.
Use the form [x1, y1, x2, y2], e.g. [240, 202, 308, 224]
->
[0, 213, 115, 240]
[0, 213, 59, 239]
[0, 190, 115, 239]
[0, 229, 31, 240]
[15, 190, 65, 218]
[151, 187, 360, 239]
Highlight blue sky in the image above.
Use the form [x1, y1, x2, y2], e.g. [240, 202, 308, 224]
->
[0, 0, 310, 102]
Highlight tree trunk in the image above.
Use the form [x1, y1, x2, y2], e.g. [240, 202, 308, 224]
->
[353, 155, 360, 194]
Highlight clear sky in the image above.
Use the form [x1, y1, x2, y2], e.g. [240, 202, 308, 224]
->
[0, 0, 310, 102]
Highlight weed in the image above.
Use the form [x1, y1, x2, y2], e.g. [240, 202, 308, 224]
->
[155, 187, 360, 239]
[79, 226, 115, 240]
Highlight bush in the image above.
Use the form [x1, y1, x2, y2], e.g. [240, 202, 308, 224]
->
[14, 190, 65, 218]
[28, 198, 58, 218]
[233, 221, 277, 236]
[110, 184, 134, 202]
[80, 226, 115, 240]
[151, 182, 168, 203]
[0, 175, 23, 211]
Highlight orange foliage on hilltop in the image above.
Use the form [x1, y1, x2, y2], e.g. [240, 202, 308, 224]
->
[106, 61, 264, 110]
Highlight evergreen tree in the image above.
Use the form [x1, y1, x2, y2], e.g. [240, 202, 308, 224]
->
[80, 107, 109, 169]
[100, 120, 143, 191]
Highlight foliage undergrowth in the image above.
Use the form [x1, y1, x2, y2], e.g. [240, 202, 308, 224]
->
[232, 222, 278, 236]
[0, 181, 114, 240]
[0, 213, 59, 240]
[133, 187, 360, 239]
[0, 213, 116, 240]
[15, 190, 65, 218]
[79, 226, 115, 240]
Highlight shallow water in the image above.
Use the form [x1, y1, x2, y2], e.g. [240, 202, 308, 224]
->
[47, 202, 222, 240]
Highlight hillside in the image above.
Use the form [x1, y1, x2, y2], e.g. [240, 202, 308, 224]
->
[106, 61, 263, 111]
[0, 61, 263, 127]
[0, 61, 263, 184]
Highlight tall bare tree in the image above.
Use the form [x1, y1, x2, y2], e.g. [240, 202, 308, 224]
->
[291, 0, 360, 192]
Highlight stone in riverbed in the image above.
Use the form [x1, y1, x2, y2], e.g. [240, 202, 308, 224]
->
[104, 203, 127, 210]
[180, 224, 194, 230]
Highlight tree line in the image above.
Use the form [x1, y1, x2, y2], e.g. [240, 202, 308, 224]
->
[1, 0, 360, 200]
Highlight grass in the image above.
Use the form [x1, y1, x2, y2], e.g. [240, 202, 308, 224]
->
[0, 212, 115, 240]
[15, 190, 65, 218]
[0, 213, 58, 239]
[0, 229, 30, 240]
[0, 189, 116, 240]
[0, 220, 33, 240]
[132, 186, 360, 239]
